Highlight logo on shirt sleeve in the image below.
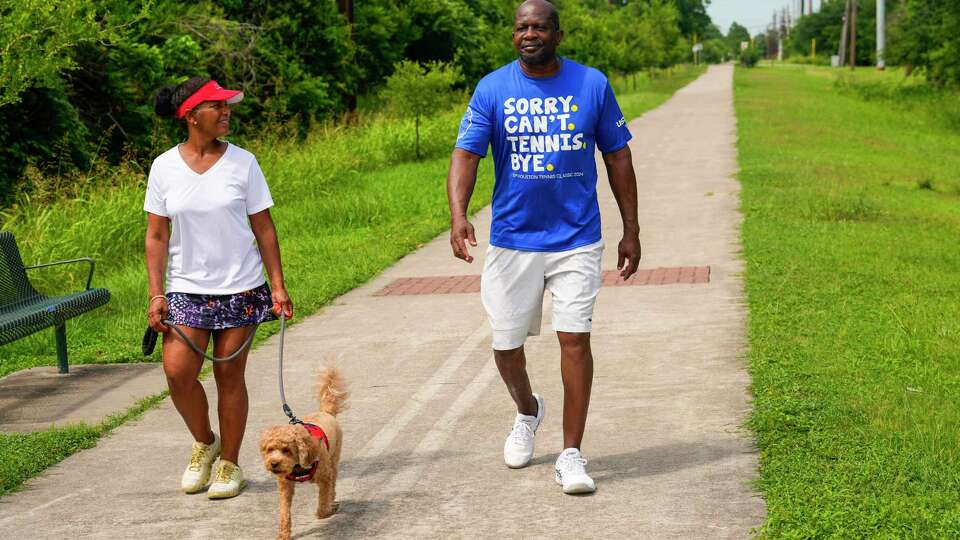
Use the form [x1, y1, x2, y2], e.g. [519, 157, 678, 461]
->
[616, 116, 626, 128]
[457, 107, 473, 141]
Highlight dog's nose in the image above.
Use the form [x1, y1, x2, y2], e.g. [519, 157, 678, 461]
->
[270, 461, 280, 470]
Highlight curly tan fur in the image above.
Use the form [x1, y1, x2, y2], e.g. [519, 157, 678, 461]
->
[260, 365, 347, 540]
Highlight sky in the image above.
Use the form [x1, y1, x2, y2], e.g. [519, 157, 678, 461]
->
[707, 0, 825, 37]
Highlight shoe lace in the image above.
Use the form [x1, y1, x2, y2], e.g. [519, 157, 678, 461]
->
[509, 420, 534, 446]
[188, 444, 208, 472]
[559, 454, 588, 475]
[215, 462, 235, 484]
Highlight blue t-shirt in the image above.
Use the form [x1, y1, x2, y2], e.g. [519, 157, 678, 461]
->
[455, 58, 632, 252]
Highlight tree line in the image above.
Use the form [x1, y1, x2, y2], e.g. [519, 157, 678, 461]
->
[0, 0, 712, 205]
[750, 0, 960, 88]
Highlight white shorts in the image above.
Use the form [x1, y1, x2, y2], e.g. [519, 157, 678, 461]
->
[481, 240, 604, 351]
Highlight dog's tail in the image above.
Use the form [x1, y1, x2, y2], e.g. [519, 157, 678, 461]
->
[315, 365, 348, 417]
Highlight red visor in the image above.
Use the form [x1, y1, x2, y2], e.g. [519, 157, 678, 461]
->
[175, 80, 244, 119]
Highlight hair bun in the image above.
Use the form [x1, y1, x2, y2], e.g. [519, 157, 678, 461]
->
[154, 85, 177, 117]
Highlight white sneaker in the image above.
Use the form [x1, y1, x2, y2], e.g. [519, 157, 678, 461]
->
[181, 434, 220, 493]
[503, 393, 545, 468]
[207, 459, 246, 499]
[555, 448, 596, 494]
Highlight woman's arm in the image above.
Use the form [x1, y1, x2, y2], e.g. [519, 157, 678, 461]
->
[249, 209, 293, 318]
[145, 213, 171, 331]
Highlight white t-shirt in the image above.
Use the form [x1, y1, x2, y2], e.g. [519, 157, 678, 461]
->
[144, 143, 274, 295]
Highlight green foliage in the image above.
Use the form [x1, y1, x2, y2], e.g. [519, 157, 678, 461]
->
[381, 60, 462, 159]
[888, 0, 960, 87]
[702, 39, 728, 64]
[0, 0, 103, 106]
[0, 0, 707, 206]
[671, 0, 712, 38]
[725, 22, 751, 57]
[740, 47, 760, 68]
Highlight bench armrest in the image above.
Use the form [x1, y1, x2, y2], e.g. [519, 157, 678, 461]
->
[24, 257, 97, 290]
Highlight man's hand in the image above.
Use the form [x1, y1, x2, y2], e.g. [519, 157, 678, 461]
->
[617, 232, 642, 280]
[450, 217, 478, 263]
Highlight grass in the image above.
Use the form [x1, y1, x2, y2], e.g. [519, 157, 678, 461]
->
[0, 66, 705, 497]
[735, 64, 960, 536]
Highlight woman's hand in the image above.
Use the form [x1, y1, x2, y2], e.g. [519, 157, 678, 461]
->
[147, 297, 169, 332]
[272, 287, 293, 319]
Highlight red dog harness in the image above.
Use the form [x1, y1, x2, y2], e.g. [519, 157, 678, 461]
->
[285, 422, 329, 483]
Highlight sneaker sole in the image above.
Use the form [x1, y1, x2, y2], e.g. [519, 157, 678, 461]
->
[555, 472, 596, 494]
[207, 479, 246, 500]
[181, 469, 213, 494]
[504, 457, 533, 469]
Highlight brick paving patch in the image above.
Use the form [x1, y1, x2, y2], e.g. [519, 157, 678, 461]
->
[373, 266, 710, 296]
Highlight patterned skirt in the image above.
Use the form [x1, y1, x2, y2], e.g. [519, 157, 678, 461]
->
[166, 283, 277, 330]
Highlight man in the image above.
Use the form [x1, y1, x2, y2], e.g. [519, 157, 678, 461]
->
[447, 0, 640, 494]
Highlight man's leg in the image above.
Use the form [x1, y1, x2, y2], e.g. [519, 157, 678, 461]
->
[546, 241, 602, 493]
[494, 346, 538, 416]
[556, 331, 593, 449]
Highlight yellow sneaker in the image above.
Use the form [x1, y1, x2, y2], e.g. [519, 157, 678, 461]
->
[207, 459, 245, 499]
[181, 434, 220, 493]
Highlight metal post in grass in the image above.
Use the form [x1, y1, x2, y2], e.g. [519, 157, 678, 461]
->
[876, 0, 886, 70]
[55, 324, 68, 374]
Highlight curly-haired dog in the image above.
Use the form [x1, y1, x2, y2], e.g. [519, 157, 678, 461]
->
[260, 366, 347, 540]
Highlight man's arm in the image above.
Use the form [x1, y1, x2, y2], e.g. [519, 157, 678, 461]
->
[602, 144, 641, 279]
[447, 148, 483, 263]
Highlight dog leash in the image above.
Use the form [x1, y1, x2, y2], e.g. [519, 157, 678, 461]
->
[160, 316, 263, 363]
[142, 307, 275, 362]
[144, 306, 306, 426]
[275, 312, 305, 425]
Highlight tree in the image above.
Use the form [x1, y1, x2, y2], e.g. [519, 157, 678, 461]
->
[888, 0, 960, 85]
[726, 22, 751, 57]
[381, 60, 461, 160]
[0, 0, 103, 107]
[673, 0, 713, 38]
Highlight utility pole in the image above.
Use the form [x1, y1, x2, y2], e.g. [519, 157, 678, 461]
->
[777, 10, 784, 61]
[849, 0, 858, 70]
[876, 0, 886, 70]
[839, 0, 850, 66]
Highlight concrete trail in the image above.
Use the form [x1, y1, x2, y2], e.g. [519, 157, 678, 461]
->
[0, 65, 764, 538]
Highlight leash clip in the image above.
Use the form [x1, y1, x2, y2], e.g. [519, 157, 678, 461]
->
[283, 403, 301, 425]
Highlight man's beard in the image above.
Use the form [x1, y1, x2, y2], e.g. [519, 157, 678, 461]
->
[520, 45, 557, 66]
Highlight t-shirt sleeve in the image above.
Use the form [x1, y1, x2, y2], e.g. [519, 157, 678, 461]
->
[595, 81, 633, 154]
[143, 162, 167, 217]
[246, 157, 274, 215]
[454, 82, 495, 157]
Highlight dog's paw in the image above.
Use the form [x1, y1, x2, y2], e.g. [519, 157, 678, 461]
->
[316, 502, 339, 519]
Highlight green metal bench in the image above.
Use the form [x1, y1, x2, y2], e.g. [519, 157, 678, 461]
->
[0, 231, 111, 373]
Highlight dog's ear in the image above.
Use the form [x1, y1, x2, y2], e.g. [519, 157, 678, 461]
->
[295, 428, 316, 465]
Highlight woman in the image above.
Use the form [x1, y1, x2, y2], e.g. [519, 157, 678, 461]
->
[145, 77, 293, 499]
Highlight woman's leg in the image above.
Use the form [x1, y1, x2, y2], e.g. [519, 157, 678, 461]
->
[162, 327, 214, 444]
[211, 325, 255, 463]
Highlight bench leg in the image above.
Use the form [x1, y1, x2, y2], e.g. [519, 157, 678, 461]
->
[55, 324, 69, 374]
